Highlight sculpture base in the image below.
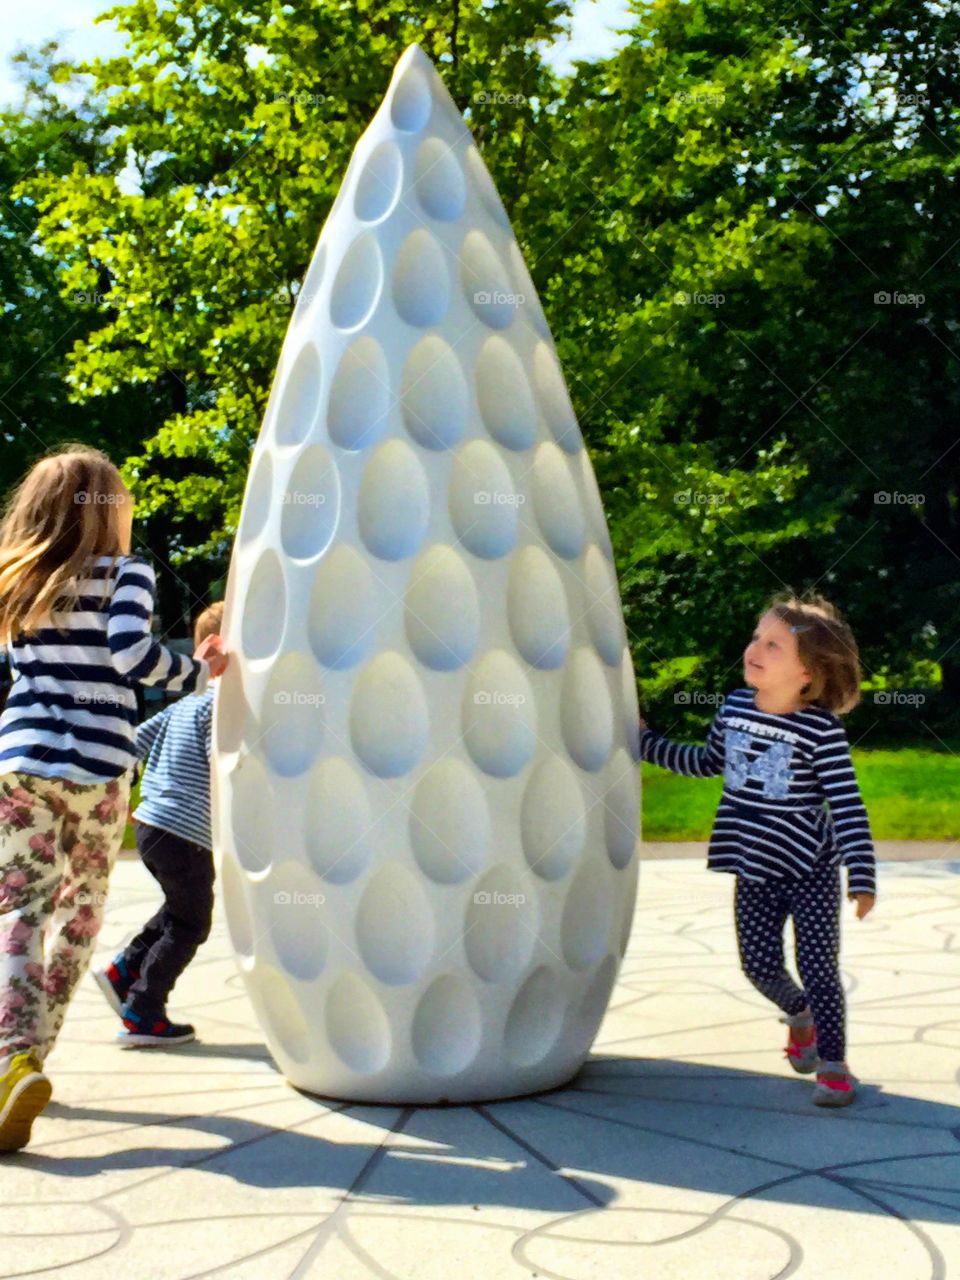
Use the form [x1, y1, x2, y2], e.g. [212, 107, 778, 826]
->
[280, 1057, 587, 1107]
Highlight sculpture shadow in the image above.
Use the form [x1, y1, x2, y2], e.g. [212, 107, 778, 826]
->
[18, 1053, 960, 1229]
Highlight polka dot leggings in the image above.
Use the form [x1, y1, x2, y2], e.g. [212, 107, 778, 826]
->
[734, 862, 845, 1063]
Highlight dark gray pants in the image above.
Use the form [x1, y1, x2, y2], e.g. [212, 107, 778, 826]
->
[123, 820, 215, 1018]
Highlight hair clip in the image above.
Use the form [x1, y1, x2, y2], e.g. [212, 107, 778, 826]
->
[790, 623, 813, 633]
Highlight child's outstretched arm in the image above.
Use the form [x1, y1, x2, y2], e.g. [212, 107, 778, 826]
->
[108, 557, 208, 693]
[638, 703, 726, 778]
[811, 720, 876, 914]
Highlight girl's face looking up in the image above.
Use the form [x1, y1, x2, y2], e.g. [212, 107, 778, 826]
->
[743, 611, 812, 699]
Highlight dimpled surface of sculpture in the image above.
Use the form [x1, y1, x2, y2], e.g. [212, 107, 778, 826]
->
[213, 43, 642, 1103]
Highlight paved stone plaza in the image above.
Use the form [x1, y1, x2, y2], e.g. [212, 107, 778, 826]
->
[3, 852, 960, 1279]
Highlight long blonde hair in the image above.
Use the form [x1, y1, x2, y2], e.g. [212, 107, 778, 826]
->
[0, 446, 130, 642]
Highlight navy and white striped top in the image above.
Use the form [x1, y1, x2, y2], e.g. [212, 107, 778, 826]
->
[0, 554, 207, 785]
[641, 687, 876, 895]
[133, 688, 214, 849]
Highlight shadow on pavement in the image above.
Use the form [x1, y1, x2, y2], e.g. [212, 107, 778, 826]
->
[15, 1053, 960, 1228]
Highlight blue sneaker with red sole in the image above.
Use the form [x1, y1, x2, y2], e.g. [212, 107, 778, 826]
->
[117, 1006, 195, 1049]
[93, 955, 140, 1017]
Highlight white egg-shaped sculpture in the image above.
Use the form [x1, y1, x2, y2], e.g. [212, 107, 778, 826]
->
[213, 43, 641, 1103]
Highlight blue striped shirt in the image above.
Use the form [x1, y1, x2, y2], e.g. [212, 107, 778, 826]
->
[133, 688, 213, 849]
[0, 554, 206, 784]
[641, 687, 876, 895]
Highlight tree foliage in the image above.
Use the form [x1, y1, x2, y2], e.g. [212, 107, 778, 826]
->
[4, 0, 958, 735]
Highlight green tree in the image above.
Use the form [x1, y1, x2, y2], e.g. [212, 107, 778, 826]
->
[0, 46, 136, 489]
[518, 0, 959, 735]
[9, 0, 958, 737]
[17, 0, 569, 569]
[0, 44, 216, 630]
[520, 0, 826, 721]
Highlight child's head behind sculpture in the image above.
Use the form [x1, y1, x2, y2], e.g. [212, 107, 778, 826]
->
[194, 600, 224, 649]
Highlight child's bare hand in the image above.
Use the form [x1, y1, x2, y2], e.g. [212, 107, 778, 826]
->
[638, 714, 648, 733]
[849, 892, 875, 920]
[195, 633, 228, 678]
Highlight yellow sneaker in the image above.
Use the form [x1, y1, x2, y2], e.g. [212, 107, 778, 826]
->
[0, 1050, 52, 1152]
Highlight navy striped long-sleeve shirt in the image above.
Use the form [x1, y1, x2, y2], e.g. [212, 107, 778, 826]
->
[641, 687, 876, 895]
[0, 554, 207, 784]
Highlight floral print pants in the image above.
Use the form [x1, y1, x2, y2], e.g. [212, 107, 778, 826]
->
[0, 770, 130, 1066]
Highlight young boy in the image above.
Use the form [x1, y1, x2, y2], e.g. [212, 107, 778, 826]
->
[94, 602, 222, 1047]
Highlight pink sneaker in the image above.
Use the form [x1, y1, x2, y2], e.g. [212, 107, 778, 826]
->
[813, 1062, 857, 1107]
[780, 1012, 818, 1075]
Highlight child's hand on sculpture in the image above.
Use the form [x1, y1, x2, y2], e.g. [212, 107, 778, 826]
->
[195, 632, 228, 677]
